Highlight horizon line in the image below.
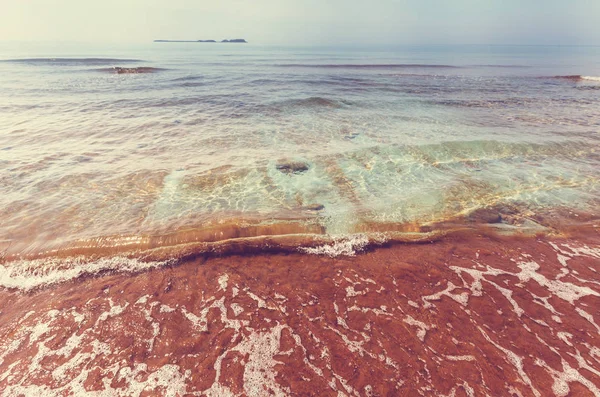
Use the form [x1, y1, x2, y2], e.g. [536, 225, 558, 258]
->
[0, 39, 599, 48]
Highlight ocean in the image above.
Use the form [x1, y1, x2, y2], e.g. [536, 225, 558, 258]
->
[1, 43, 599, 396]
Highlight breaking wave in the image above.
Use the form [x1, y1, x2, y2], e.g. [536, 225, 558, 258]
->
[2, 201, 597, 292]
[299, 234, 374, 257]
[0, 231, 436, 291]
[550, 75, 600, 82]
[0, 256, 174, 292]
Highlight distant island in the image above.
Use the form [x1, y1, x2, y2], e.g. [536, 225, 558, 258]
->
[154, 39, 247, 43]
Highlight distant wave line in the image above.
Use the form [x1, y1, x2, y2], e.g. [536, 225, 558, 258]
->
[470, 64, 531, 68]
[275, 63, 461, 69]
[0, 58, 144, 65]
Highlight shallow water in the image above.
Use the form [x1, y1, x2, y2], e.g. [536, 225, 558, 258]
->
[1, 43, 600, 258]
[1, 234, 600, 396]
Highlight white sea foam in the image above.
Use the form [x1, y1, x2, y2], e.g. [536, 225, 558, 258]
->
[0, 256, 174, 292]
[403, 315, 432, 342]
[299, 234, 371, 257]
[581, 76, 600, 82]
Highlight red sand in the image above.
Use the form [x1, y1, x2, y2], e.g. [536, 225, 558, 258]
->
[1, 233, 600, 396]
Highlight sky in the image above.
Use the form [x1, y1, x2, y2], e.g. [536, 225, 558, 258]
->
[1, 0, 599, 46]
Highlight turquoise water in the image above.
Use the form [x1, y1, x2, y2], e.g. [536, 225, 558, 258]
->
[0, 43, 599, 255]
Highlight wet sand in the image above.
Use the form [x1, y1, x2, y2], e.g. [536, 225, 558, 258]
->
[1, 231, 599, 396]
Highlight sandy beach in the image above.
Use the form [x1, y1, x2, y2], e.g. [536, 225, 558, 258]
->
[1, 226, 600, 396]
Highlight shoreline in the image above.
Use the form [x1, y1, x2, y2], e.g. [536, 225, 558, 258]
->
[0, 232, 599, 395]
[2, 206, 597, 263]
[1, 208, 598, 293]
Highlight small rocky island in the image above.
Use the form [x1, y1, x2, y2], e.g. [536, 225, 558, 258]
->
[154, 39, 247, 43]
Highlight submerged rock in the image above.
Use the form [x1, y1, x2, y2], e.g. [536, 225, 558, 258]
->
[276, 161, 310, 174]
[344, 132, 360, 140]
[303, 204, 325, 211]
[467, 208, 502, 224]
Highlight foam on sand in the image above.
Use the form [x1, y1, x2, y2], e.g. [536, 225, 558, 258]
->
[1, 234, 600, 395]
[0, 256, 174, 292]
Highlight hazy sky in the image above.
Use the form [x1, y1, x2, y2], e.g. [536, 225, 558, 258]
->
[1, 0, 599, 46]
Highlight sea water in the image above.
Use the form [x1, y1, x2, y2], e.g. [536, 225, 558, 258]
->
[1, 43, 599, 257]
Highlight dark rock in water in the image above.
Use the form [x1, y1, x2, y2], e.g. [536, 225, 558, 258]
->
[222, 39, 247, 43]
[276, 161, 310, 174]
[467, 208, 502, 224]
[304, 204, 325, 211]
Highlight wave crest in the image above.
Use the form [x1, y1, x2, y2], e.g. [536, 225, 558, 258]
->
[299, 234, 377, 257]
[550, 75, 600, 82]
[0, 256, 174, 292]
